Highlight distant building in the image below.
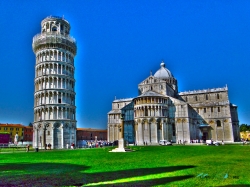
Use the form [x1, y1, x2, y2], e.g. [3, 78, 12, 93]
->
[240, 131, 250, 141]
[77, 128, 107, 141]
[107, 62, 240, 145]
[23, 126, 33, 142]
[32, 16, 77, 149]
[0, 124, 24, 142]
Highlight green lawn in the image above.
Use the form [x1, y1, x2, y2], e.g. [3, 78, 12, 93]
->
[0, 145, 250, 186]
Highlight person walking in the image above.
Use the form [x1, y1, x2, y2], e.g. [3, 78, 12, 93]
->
[26, 144, 30, 152]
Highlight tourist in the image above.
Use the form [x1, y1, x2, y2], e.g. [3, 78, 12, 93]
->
[26, 144, 29, 152]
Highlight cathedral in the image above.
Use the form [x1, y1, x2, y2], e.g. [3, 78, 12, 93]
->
[107, 62, 240, 145]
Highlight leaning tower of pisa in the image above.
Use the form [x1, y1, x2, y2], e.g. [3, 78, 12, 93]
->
[32, 16, 77, 149]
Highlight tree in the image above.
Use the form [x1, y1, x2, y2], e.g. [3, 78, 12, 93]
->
[240, 124, 250, 132]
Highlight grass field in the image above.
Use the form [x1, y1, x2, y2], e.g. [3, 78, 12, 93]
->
[0, 145, 250, 187]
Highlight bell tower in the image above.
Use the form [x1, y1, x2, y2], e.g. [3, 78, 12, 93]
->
[32, 16, 77, 149]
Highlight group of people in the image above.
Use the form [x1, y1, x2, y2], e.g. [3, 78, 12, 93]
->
[66, 143, 75, 149]
[241, 138, 248, 145]
[177, 140, 188, 145]
[45, 143, 52, 150]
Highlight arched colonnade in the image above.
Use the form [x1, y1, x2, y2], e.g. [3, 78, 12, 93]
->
[34, 90, 75, 107]
[36, 62, 74, 77]
[34, 106, 76, 122]
[35, 76, 74, 91]
[36, 49, 74, 64]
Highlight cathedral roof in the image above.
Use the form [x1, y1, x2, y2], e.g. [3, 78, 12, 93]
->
[108, 109, 121, 114]
[154, 62, 173, 79]
[137, 91, 165, 98]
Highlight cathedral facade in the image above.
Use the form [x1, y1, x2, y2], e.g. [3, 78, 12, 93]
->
[107, 62, 240, 145]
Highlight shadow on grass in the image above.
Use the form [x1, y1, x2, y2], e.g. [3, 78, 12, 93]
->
[0, 163, 195, 186]
[218, 185, 250, 187]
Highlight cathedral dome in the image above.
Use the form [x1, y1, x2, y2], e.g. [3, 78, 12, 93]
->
[154, 62, 173, 79]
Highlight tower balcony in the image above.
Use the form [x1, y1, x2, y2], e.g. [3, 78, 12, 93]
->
[32, 33, 77, 54]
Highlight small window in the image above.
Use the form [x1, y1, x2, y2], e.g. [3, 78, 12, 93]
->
[117, 104, 119, 108]
[218, 107, 220, 112]
[58, 99, 61, 103]
[204, 108, 206, 113]
[217, 94, 220, 99]
[217, 120, 221, 127]
[211, 107, 213, 112]
[195, 96, 198, 101]
[206, 95, 208, 100]
[48, 131, 50, 135]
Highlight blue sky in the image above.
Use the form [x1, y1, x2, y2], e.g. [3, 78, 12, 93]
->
[0, 1, 250, 128]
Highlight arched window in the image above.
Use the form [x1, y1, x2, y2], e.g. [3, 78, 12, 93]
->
[217, 120, 221, 127]
[195, 96, 198, 101]
[206, 95, 208, 100]
[217, 94, 220, 99]
[52, 27, 57, 32]
[145, 107, 148, 116]
[218, 107, 220, 112]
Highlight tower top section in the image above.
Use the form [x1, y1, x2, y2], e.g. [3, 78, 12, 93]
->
[41, 16, 70, 36]
[32, 16, 77, 55]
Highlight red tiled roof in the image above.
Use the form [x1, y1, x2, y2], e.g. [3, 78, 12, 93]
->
[0, 124, 25, 127]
